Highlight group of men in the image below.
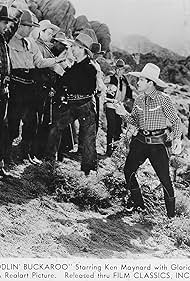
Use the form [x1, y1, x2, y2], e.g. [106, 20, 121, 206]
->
[0, 4, 183, 218]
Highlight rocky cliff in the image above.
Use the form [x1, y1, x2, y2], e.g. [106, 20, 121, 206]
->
[14, 0, 111, 52]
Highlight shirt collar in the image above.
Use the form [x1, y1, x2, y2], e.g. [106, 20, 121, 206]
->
[144, 87, 157, 99]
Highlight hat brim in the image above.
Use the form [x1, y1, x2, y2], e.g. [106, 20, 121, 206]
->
[0, 16, 15, 22]
[71, 39, 93, 58]
[127, 71, 168, 88]
[21, 21, 40, 27]
[53, 38, 71, 47]
[41, 23, 60, 35]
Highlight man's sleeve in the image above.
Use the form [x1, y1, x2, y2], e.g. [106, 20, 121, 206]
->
[30, 38, 57, 68]
[121, 99, 139, 127]
[162, 95, 182, 139]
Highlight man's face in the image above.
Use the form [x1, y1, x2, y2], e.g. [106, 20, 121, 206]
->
[71, 43, 84, 59]
[0, 20, 8, 34]
[137, 77, 150, 92]
[116, 67, 125, 76]
[22, 25, 32, 37]
[40, 28, 54, 42]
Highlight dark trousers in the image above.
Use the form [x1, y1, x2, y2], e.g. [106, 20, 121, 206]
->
[0, 97, 8, 162]
[105, 107, 122, 152]
[95, 94, 100, 132]
[8, 81, 38, 155]
[46, 100, 97, 173]
[124, 138, 174, 198]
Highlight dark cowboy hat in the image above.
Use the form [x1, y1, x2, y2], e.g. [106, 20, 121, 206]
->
[90, 42, 105, 55]
[20, 9, 39, 27]
[0, 5, 15, 22]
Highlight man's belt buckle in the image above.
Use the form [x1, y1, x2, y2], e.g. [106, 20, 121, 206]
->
[145, 137, 152, 144]
[143, 130, 150, 136]
[24, 69, 30, 73]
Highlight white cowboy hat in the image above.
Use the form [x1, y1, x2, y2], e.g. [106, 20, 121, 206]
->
[127, 63, 168, 88]
[70, 33, 93, 58]
[30, 19, 59, 40]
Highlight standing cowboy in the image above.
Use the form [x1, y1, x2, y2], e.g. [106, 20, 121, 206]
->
[105, 59, 133, 156]
[115, 63, 182, 218]
[7, 10, 66, 163]
[0, 4, 21, 176]
[46, 33, 97, 176]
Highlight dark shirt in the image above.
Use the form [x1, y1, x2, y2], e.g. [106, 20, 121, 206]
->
[61, 56, 97, 95]
[109, 74, 132, 99]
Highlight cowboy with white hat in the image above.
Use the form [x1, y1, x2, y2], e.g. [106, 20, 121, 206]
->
[115, 62, 182, 218]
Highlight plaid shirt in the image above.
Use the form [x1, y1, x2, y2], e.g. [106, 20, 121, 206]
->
[124, 88, 182, 139]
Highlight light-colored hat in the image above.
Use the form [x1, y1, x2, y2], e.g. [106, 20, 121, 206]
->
[30, 19, 59, 40]
[53, 31, 71, 47]
[38, 20, 59, 35]
[71, 33, 93, 58]
[127, 63, 168, 88]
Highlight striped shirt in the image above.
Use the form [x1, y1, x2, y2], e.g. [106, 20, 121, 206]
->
[123, 88, 182, 139]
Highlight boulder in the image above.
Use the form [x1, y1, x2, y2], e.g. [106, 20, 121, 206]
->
[74, 15, 91, 32]
[90, 21, 111, 52]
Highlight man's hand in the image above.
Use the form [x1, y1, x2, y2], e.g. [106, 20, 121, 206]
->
[115, 102, 129, 116]
[172, 138, 182, 155]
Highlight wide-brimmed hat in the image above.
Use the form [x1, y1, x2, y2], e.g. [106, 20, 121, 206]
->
[20, 9, 39, 27]
[30, 19, 59, 40]
[71, 33, 93, 58]
[38, 20, 59, 35]
[90, 42, 105, 55]
[0, 5, 15, 22]
[8, 6, 23, 23]
[53, 31, 71, 47]
[127, 63, 168, 88]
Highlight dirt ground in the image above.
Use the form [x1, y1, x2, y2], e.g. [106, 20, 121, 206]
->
[0, 158, 189, 259]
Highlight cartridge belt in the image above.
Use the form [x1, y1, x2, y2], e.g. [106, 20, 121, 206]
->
[136, 131, 167, 144]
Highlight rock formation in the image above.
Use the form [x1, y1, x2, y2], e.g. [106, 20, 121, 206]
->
[13, 0, 111, 51]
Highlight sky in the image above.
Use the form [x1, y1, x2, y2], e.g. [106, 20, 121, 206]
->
[70, 0, 190, 55]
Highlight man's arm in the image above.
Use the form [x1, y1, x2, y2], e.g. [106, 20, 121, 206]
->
[30, 38, 66, 69]
[162, 94, 182, 140]
[115, 100, 139, 127]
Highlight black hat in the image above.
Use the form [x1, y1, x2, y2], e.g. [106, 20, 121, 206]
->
[90, 42, 105, 55]
[0, 5, 15, 22]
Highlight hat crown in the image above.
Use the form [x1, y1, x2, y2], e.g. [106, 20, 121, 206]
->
[75, 33, 93, 49]
[20, 9, 39, 27]
[141, 63, 160, 79]
[0, 5, 8, 18]
[54, 31, 66, 40]
[39, 20, 51, 30]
